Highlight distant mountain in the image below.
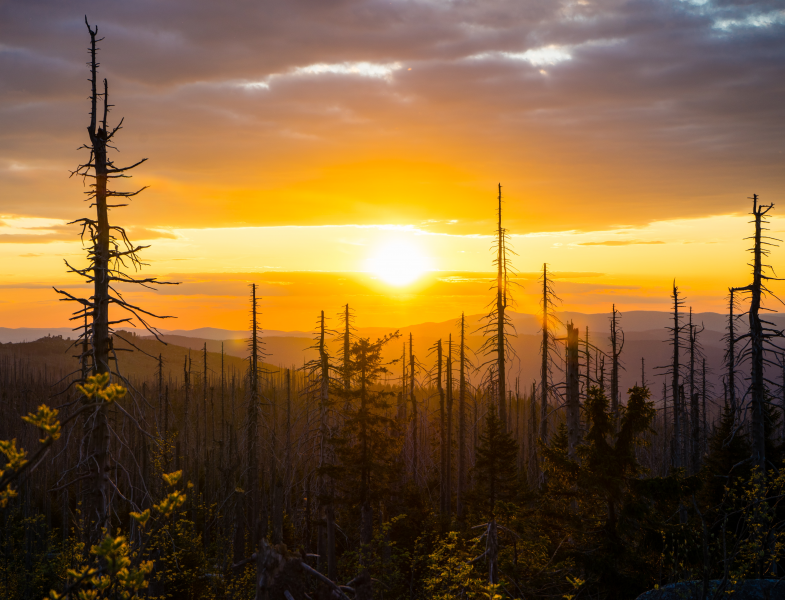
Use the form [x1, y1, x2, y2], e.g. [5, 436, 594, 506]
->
[4, 308, 780, 401]
[0, 327, 79, 344]
[161, 327, 311, 340]
[0, 326, 310, 344]
[0, 332, 258, 383]
[4, 309, 781, 345]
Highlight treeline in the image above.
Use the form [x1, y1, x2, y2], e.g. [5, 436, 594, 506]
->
[3, 234, 785, 600]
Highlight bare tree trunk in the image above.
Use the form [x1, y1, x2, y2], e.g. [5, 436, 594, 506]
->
[781, 355, 785, 441]
[749, 195, 767, 477]
[496, 183, 507, 427]
[671, 282, 683, 470]
[727, 288, 738, 418]
[641, 357, 646, 388]
[83, 22, 112, 542]
[409, 333, 418, 481]
[248, 284, 261, 553]
[457, 314, 467, 521]
[183, 355, 190, 473]
[203, 342, 208, 464]
[540, 265, 549, 449]
[663, 380, 668, 473]
[702, 358, 708, 457]
[566, 323, 580, 460]
[516, 379, 521, 472]
[437, 340, 446, 518]
[610, 305, 623, 418]
[585, 327, 590, 397]
[528, 381, 538, 486]
[689, 310, 703, 474]
[487, 518, 499, 585]
[344, 304, 352, 394]
[445, 335, 453, 518]
[317, 310, 337, 580]
[220, 344, 225, 472]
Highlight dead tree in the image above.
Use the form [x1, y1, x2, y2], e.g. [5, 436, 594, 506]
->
[53, 19, 175, 544]
[409, 332, 419, 481]
[247, 284, 266, 554]
[305, 310, 337, 578]
[724, 288, 741, 419]
[734, 195, 785, 478]
[538, 264, 561, 464]
[609, 305, 624, 418]
[183, 355, 191, 473]
[340, 304, 355, 395]
[446, 334, 454, 517]
[566, 322, 581, 460]
[479, 183, 517, 428]
[664, 281, 686, 470]
[202, 342, 208, 464]
[688, 308, 705, 475]
[585, 327, 591, 399]
[321, 312, 338, 580]
[435, 339, 447, 518]
[528, 381, 538, 486]
[662, 379, 669, 474]
[781, 354, 785, 441]
[457, 313, 469, 520]
[701, 357, 711, 456]
[641, 357, 646, 388]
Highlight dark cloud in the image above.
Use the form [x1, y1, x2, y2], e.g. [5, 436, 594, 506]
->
[0, 0, 783, 231]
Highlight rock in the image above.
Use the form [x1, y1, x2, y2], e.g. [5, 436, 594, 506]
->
[637, 580, 785, 600]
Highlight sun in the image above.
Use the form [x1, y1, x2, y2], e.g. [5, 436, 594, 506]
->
[367, 239, 432, 286]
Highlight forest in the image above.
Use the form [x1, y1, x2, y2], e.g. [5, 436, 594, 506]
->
[2, 19, 785, 600]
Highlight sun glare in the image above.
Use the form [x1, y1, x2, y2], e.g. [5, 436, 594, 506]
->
[367, 239, 431, 286]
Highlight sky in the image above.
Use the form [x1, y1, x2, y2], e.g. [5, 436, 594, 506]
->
[0, 0, 783, 331]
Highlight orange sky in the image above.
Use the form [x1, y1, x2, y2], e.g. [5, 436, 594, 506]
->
[1, 0, 784, 331]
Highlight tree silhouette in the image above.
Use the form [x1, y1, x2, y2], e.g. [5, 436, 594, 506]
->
[475, 404, 518, 515]
[52, 18, 176, 545]
[332, 333, 400, 600]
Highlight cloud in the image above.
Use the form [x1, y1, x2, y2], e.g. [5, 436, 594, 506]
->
[130, 227, 178, 240]
[0, 232, 75, 244]
[468, 46, 573, 67]
[578, 240, 666, 246]
[238, 60, 404, 90]
[0, 0, 783, 236]
[714, 10, 785, 31]
[0, 217, 176, 243]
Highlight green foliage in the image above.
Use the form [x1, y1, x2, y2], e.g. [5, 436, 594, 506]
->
[474, 404, 519, 514]
[424, 531, 486, 599]
[540, 385, 664, 599]
[1, 404, 61, 507]
[77, 373, 126, 405]
[331, 334, 402, 507]
[337, 515, 410, 597]
[0, 508, 79, 600]
[47, 468, 190, 600]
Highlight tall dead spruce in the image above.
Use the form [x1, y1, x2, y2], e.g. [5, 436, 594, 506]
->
[663, 282, 685, 470]
[480, 184, 517, 428]
[565, 322, 581, 460]
[724, 287, 741, 419]
[609, 305, 624, 418]
[54, 19, 175, 543]
[734, 195, 785, 478]
[538, 263, 562, 485]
